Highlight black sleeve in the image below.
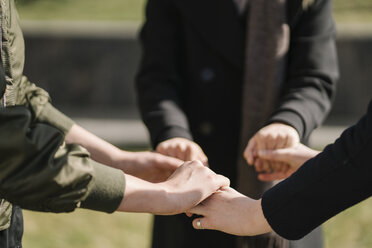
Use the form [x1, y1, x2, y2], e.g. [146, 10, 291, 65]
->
[135, 0, 192, 148]
[268, 0, 339, 140]
[262, 99, 372, 240]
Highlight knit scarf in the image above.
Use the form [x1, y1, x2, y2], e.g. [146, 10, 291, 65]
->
[234, 0, 290, 247]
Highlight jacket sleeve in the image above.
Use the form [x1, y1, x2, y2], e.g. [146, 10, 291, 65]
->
[268, 0, 339, 141]
[135, 0, 192, 148]
[262, 99, 372, 240]
[15, 76, 75, 135]
[0, 106, 125, 213]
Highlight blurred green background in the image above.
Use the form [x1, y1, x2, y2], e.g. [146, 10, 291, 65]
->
[15, 0, 372, 22]
[14, 0, 372, 248]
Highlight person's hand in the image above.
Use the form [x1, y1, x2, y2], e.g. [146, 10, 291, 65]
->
[244, 123, 300, 177]
[64, 124, 182, 183]
[119, 161, 230, 215]
[156, 138, 208, 165]
[255, 144, 320, 181]
[186, 187, 272, 236]
[116, 151, 184, 183]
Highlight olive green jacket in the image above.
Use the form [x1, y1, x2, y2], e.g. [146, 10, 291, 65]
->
[0, 0, 125, 231]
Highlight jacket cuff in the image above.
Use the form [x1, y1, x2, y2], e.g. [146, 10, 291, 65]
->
[38, 103, 75, 135]
[81, 161, 125, 213]
[268, 111, 305, 140]
[153, 126, 193, 148]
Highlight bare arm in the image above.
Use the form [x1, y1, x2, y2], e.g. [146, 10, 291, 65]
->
[65, 124, 183, 183]
[188, 187, 271, 236]
[118, 161, 230, 215]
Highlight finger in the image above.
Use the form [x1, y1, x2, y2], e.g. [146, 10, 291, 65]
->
[175, 143, 187, 161]
[199, 154, 209, 166]
[185, 212, 193, 217]
[258, 149, 291, 164]
[254, 159, 265, 173]
[270, 161, 282, 173]
[164, 145, 177, 158]
[266, 134, 276, 150]
[276, 162, 287, 172]
[203, 160, 210, 167]
[192, 218, 212, 230]
[244, 138, 257, 165]
[187, 147, 200, 161]
[184, 145, 193, 161]
[275, 134, 287, 149]
[286, 131, 300, 147]
[214, 174, 231, 188]
[156, 143, 167, 155]
[259, 159, 271, 173]
[162, 156, 184, 169]
[188, 204, 205, 216]
[258, 172, 287, 182]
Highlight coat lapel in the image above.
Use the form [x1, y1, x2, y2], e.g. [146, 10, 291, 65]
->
[174, 0, 245, 69]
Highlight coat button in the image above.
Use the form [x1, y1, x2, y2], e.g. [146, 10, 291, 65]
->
[199, 121, 213, 136]
[200, 68, 215, 82]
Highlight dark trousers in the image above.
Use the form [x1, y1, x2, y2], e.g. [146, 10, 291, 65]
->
[152, 215, 323, 248]
[0, 206, 23, 248]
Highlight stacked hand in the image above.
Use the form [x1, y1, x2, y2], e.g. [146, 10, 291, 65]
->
[119, 160, 230, 215]
[187, 187, 271, 236]
[157, 137, 208, 166]
[244, 123, 300, 181]
[116, 151, 184, 183]
[257, 143, 320, 181]
[186, 143, 320, 235]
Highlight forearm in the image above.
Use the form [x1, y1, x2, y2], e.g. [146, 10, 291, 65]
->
[262, 101, 372, 239]
[269, 0, 338, 140]
[116, 174, 169, 214]
[65, 124, 127, 168]
[243, 198, 272, 235]
[136, 0, 192, 147]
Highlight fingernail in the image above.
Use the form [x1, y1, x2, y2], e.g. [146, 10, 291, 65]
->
[258, 150, 266, 156]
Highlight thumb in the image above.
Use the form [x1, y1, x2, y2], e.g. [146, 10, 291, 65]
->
[258, 149, 291, 163]
[192, 217, 212, 230]
[244, 138, 257, 165]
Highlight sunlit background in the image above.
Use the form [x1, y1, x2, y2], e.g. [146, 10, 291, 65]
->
[13, 0, 372, 247]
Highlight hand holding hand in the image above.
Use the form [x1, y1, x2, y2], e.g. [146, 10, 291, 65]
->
[255, 144, 320, 181]
[244, 123, 300, 176]
[157, 138, 208, 165]
[118, 151, 184, 183]
[187, 187, 271, 236]
[119, 161, 230, 215]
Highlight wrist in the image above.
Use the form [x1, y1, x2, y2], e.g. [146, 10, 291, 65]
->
[111, 150, 137, 172]
[242, 198, 272, 235]
[118, 175, 168, 213]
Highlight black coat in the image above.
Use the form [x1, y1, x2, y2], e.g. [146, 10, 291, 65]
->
[136, 0, 338, 247]
[263, 98, 372, 240]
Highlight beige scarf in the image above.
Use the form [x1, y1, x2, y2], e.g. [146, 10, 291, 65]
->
[234, 0, 290, 247]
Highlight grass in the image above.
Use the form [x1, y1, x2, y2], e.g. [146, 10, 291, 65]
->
[22, 197, 372, 248]
[23, 210, 152, 248]
[15, 0, 146, 21]
[14, 0, 372, 23]
[323, 197, 372, 248]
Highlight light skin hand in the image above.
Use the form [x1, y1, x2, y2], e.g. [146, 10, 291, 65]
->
[65, 124, 183, 183]
[118, 161, 230, 215]
[244, 123, 300, 177]
[115, 151, 184, 183]
[187, 187, 272, 236]
[157, 137, 208, 166]
[256, 144, 320, 181]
